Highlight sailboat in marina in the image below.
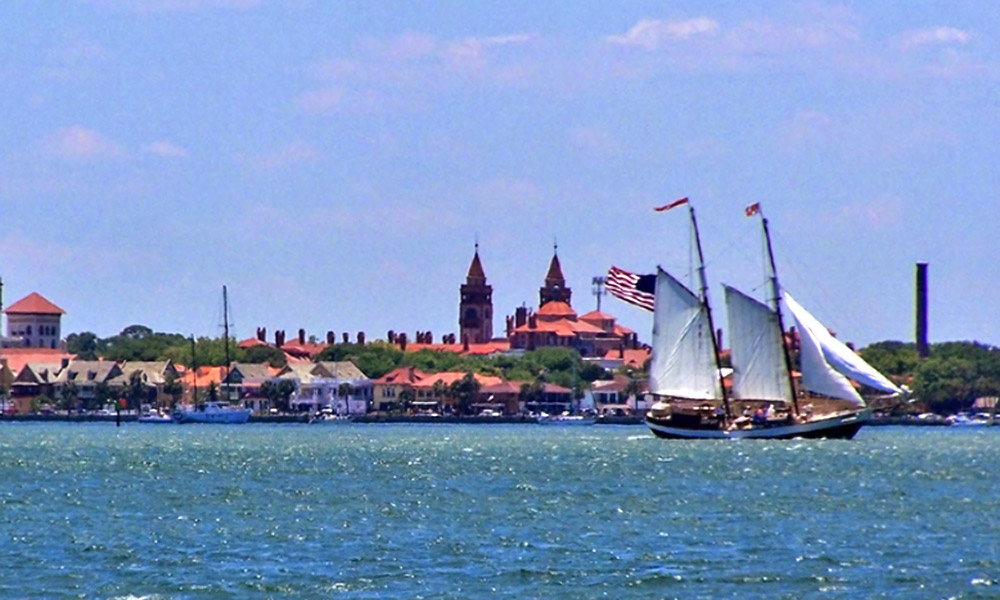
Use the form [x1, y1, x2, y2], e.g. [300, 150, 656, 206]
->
[171, 285, 252, 424]
[642, 200, 903, 440]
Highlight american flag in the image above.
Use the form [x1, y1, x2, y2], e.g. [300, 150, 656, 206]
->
[606, 266, 655, 312]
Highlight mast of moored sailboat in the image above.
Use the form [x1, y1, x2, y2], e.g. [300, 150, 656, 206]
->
[222, 285, 231, 403]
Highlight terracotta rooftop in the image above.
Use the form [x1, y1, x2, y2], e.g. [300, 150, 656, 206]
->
[0, 348, 74, 375]
[537, 301, 576, 318]
[4, 292, 65, 315]
[411, 371, 503, 389]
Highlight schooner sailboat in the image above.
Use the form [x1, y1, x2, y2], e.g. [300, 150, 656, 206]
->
[643, 201, 902, 439]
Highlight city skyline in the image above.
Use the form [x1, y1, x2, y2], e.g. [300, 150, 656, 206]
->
[2, 1, 998, 348]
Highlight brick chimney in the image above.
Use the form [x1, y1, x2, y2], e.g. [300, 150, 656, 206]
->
[298, 329, 305, 345]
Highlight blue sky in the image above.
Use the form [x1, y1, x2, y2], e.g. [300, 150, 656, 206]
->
[2, 1, 998, 348]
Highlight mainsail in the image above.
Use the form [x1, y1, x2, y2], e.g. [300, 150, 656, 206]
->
[783, 292, 902, 405]
[724, 285, 792, 402]
[649, 268, 722, 400]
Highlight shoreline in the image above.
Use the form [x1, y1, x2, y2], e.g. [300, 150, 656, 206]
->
[0, 414, 982, 426]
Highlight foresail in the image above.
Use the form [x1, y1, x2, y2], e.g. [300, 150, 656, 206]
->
[783, 293, 902, 397]
[649, 269, 722, 400]
[724, 285, 792, 402]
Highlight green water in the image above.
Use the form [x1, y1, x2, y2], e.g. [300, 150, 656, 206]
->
[0, 423, 997, 598]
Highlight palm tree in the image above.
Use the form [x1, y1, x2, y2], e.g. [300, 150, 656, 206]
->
[337, 382, 354, 415]
[624, 371, 643, 415]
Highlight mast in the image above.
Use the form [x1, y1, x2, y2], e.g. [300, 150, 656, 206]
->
[223, 285, 230, 402]
[688, 205, 731, 420]
[190, 334, 198, 404]
[761, 216, 800, 415]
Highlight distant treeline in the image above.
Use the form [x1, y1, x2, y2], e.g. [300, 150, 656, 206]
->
[860, 341, 1000, 414]
[65, 325, 618, 394]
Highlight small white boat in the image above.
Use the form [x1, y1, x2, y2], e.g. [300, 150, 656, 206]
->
[138, 410, 173, 424]
[171, 401, 251, 424]
[947, 414, 990, 427]
[537, 412, 596, 426]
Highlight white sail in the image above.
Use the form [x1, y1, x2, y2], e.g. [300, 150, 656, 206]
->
[783, 292, 901, 397]
[724, 285, 792, 402]
[649, 268, 722, 400]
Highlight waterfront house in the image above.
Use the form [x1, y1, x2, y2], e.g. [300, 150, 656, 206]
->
[54, 359, 123, 411]
[411, 371, 504, 415]
[372, 366, 429, 412]
[225, 362, 279, 412]
[107, 361, 181, 408]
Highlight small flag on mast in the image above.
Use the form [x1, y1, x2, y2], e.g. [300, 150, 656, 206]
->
[606, 266, 656, 312]
[654, 197, 689, 212]
[745, 202, 761, 217]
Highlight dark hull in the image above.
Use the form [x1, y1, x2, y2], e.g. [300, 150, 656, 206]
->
[646, 411, 867, 440]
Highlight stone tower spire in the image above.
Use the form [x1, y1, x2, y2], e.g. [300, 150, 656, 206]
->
[459, 243, 493, 344]
[539, 242, 571, 307]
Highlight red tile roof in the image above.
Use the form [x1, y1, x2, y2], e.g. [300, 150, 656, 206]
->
[238, 337, 270, 349]
[404, 341, 511, 355]
[513, 317, 605, 336]
[603, 347, 651, 369]
[373, 366, 429, 385]
[537, 301, 576, 318]
[0, 348, 74, 374]
[4, 292, 65, 315]
[411, 371, 503, 389]
[580, 310, 614, 321]
[480, 381, 524, 395]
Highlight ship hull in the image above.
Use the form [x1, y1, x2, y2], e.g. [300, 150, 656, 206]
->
[646, 410, 868, 440]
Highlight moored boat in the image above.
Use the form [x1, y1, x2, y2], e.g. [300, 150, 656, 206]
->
[536, 412, 597, 426]
[171, 401, 251, 424]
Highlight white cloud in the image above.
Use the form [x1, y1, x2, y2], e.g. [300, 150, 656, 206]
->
[606, 18, 719, 50]
[144, 141, 189, 158]
[36, 126, 122, 160]
[899, 27, 971, 51]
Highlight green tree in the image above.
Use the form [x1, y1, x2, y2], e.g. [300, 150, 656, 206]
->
[277, 379, 297, 412]
[60, 381, 79, 414]
[244, 345, 287, 368]
[259, 380, 282, 412]
[94, 381, 112, 410]
[125, 370, 149, 413]
[65, 332, 99, 360]
[206, 381, 220, 402]
[163, 374, 183, 408]
[317, 342, 402, 379]
[449, 371, 481, 416]
[624, 371, 643, 414]
[398, 388, 415, 414]
[860, 341, 921, 377]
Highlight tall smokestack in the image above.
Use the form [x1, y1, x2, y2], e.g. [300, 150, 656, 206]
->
[916, 262, 929, 358]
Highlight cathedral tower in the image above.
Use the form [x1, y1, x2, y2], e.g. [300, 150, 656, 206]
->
[459, 245, 493, 344]
[539, 245, 571, 307]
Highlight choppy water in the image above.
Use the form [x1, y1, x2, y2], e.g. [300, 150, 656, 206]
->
[1, 423, 997, 599]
